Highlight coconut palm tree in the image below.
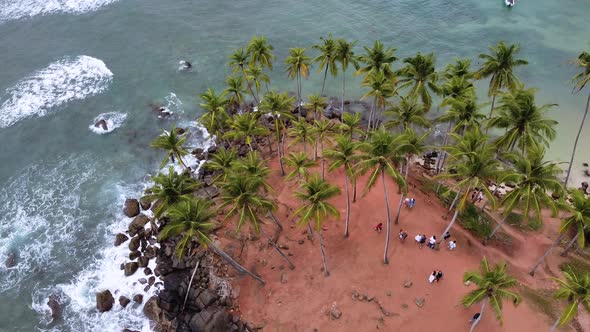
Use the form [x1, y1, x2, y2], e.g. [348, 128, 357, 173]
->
[476, 41, 528, 120]
[143, 167, 200, 218]
[550, 270, 590, 332]
[283, 152, 318, 181]
[199, 88, 229, 139]
[258, 91, 295, 175]
[225, 75, 246, 110]
[335, 38, 359, 113]
[559, 190, 590, 255]
[488, 85, 558, 155]
[306, 94, 328, 121]
[338, 112, 363, 139]
[462, 257, 521, 332]
[229, 48, 259, 105]
[437, 97, 487, 134]
[312, 118, 335, 179]
[288, 118, 314, 154]
[294, 174, 341, 276]
[247, 35, 274, 70]
[223, 112, 270, 151]
[324, 135, 361, 237]
[356, 40, 397, 79]
[244, 64, 270, 103]
[362, 70, 396, 131]
[397, 52, 440, 110]
[151, 127, 190, 169]
[285, 47, 312, 117]
[441, 75, 475, 102]
[443, 57, 474, 80]
[203, 147, 238, 184]
[385, 95, 431, 132]
[159, 197, 265, 284]
[564, 50, 590, 188]
[313, 34, 338, 95]
[357, 128, 407, 264]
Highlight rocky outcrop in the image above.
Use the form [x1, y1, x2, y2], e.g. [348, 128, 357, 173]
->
[119, 296, 131, 308]
[94, 119, 108, 131]
[96, 290, 115, 312]
[123, 199, 140, 218]
[128, 214, 149, 237]
[139, 196, 152, 211]
[47, 294, 61, 320]
[115, 233, 129, 246]
[4, 252, 16, 268]
[124, 262, 139, 276]
[189, 306, 232, 332]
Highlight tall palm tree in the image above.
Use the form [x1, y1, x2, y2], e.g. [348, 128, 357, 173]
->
[305, 94, 327, 121]
[437, 97, 487, 134]
[223, 112, 270, 151]
[462, 257, 521, 332]
[225, 75, 246, 109]
[229, 48, 259, 105]
[283, 151, 318, 182]
[564, 50, 590, 188]
[397, 52, 440, 110]
[159, 197, 265, 284]
[385, 95, 431, 132]
[294, 174, 341, 276]
[361, 70, 396, 131]
[143, 167, 200, 218]
[203, 147, 238, 183]
[441, 75, 475, 102]
[288, 117, 314, 154]
[199, 88, 229, 139]
[151, 127, 189, 169]
[324, 135, 361, 237]
[356, 40, 397, 79]
[443, 57, 474, 80]
[247, 35, 274, 70]
[550, 270, 590, 332]
[258, 91, 295, 175]
[559, 189, 590, 254]
[336, 38, 358, 113]
[312, 118, 335, 179]
[244, 64, 270, 103]
[338, 112, 363, 139]
[233, 150, 272, 193]
[476, 41, 528, 120]
[313, 34, 338, 95]
[488, 85, 558, 155]
[285, 47, 312, 118]
[357, 128, 407, 264]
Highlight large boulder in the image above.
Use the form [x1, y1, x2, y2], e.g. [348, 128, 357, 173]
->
[189, 306, 232, 332]
[119, 296, 131, 308]
[194, 289, 218, 311]
[158, 289, 180, 314]
[129, 236, 140, 251]
[114, 233, 129, 246]
[4, 252, 16, 268]
[124, 262, 139, 276]
[94, 119, 108, 131]
[133, 294, 144, 304]
[123, 199, 140, 218]
[129, 214, 149, 237]
[47, 294, 61, 321]
[143, 296, 161, 321]
[96, 290, 115, 312]
[139, 196, 152, 211]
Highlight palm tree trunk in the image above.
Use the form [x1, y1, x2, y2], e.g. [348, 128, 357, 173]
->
[481, 186, 499, 213]
[382, 168, 393, 264]
[529, 233, 567, 276]
[307, 223, 315, 241]
[352, 177, 358, 203]
[314, 136, 319, 160]
[267, 211, 283, 231]
[275, 120, 285, 176]
[367, 99, 375, 134]
[321, 141, 325, 180]
[564, 92, 590, 188]
[297, 71, 302, 118]
[241, 67, 259, 105]
[561, 232, 580, 257]
[344, 173, 351, 238]
[549, 317, 560, 332]
[209, 244, 265, 285]
[321, 66, 328, 96]
[267, 135, 273, 155]
[484, 94, 496, 134]
[469, 298, 487, 332]
[260, 228, 295, 270]
[394, 193, 405, 226]
[182, 260, 200, 312]
[447, 190, 460, 213]
[440, 209, 460, 245]
[435, 121, 453, 173]
[484, 214, 509, 244]
[318, 230, 330, 276]
[341, 71, 346, 114]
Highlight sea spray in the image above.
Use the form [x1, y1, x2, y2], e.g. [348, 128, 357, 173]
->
[0, 0, 121, 22]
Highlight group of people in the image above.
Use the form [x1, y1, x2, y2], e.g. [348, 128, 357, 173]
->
[404, 197, 416, 208]
[428, 270, 444, 283]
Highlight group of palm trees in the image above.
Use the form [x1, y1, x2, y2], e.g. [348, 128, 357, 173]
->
[146, 35, 590, 330]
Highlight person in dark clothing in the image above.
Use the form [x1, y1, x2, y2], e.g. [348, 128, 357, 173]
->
[374, 223, 383, 233]
[443, 231, 451, 241]
[436, 270, 444, 282]
[470, 312, 481, 323]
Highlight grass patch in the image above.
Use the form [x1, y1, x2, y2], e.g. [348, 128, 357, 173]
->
[458, 204, 493, 239]
[506, 212, 542, 232]
[519, 285, 558, 321]
[559, 257, 590, 276]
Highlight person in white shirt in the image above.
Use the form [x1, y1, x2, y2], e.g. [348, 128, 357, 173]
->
[428, 271, 437, 283]
[449, 240, 457, 250]
[428, 235, 436, 249]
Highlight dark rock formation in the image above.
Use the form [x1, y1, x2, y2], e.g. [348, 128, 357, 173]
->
[4, 252, 16, 268]
[123, 198, 140, 218]
[94, 119, 108, 131]
[115, 233, 129, 246]
[47, 294, 61, 321]
[189, 306, 232, 332]
[124, 262, 139, 276]
[96, 290, 115, 312]
[129, 214, 149, 237]
[129, 250, 141, 260]
[139, 196, 152, 211]
[143, 296, 161, 321]
[119, 296, 131, 308]
[133, 294, 144, 304]
[129, 236, 140, 251]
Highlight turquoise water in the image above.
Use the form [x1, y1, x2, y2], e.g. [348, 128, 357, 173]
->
[0, 0, 589, 330]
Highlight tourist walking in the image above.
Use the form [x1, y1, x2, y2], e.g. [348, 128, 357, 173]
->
[428, 235, 436, 249]
[374, 223, 383, 233]
[448, 240, 457, 250]
[399, 229, 408, 242]
[428, 270, 437, 283]
[436, 270, 444, 282]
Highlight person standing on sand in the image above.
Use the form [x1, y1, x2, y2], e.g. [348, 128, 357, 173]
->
[420, 234, 426, 248]
[443, 231, 451, 242]
[436, 270, 444, 282]
[449, 240, 457, 250]
[428, 271, 437, 283]
[399, 229, 408, 242]
[428, 235, 436, 249]
[374, 223, 383, 233]
[470, 312, 481, 323]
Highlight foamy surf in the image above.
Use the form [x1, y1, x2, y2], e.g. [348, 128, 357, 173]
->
[89, 112, 128, 134]
[0, 0, 121, 22]
[0, 55, 113, 128]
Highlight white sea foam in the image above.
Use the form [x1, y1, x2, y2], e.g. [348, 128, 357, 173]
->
[0, 0, 121, 22]
[88, 112, 128, 134]
[0, 55, 113, 128]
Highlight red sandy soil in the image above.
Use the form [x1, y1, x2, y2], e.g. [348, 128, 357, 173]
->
[219, 147, 587, 332]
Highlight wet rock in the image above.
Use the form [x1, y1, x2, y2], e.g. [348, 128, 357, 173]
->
[119, 296, 131, 308]
[189, 306, 232, 332]
[123, 198, 140, 218]
[144, 267, 153, 275]
[124, 262, 139, 276]
[4, 252, 16, 268]
[129, 214, 149, 237]
[148, 276, 156, 285]
[138, 256, 150, 268]
[94, 119, 108, 131]
[47, 294, 61, 320]
[96, 290, 115, 312]
[139, 196, 152, 211]
[114, 233, 129, 246]
[330, 304, 342, 320]
[122, 329, 139, 332]
[403, 280, 413, 288]
[144, 246, 157, 259]
[128, 236, 140, 252]
[414, 297, 425, 308]
[585, 169, 590, 177]
[129, 250, 141, 260]
[143, 296, 161, 321]
[582, 182, 588, 193]
[174, 127, 186, 135]
[195, 289, 218, 310]
[133, 294, 144, 304]
[158, 290, 180, 314]
[138, 278, 148, 285]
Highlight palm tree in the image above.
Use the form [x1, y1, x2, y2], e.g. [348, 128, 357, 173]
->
[385, 95, 431, 132]
[356, 40, 397, 79]
[550, 270, 590, 332]
[362, 70, 396, 131]
[244, 64, 270, 103]
[258, 91, 295, 175]
[159, 197, 265, 284]
[143, 167, 200, 218]
[441, 75, 475, 102]
[397, 52, 440, 110]
[443, 57, 474, 80]
[488, 85, 558, 155]
[151, 127, 189, 169]
[203, 147, 238, 183]
[283, 151, 318, 181]
[313, 34, 338, 95]
[559, 189, 590, 255]
[312, 118, 335, 179]
[229, 48, 258, 105]
[564, 50, 590, 188]
[476, 41, 528, 120]
[223, 112, 270, 151]
[357, 128, 407, 264]
[437, 97, 487, 134]
[462, 257, 521, 332]
[324, 135, 361, 237]
[247, 35, 274, 70]
[294, 174, 341, 276]
[288, 118, 314, 154]
[199, 88, 229, 139]
[305, 94, 327, 121]
[225, 75, 246, 109]
[338, 112, 363, 139]
[285, 47, 312, 118]
[335, 38, 358, 113]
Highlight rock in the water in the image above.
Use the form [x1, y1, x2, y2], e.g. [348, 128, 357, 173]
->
[414, 297, 425, 308]
[403, 280, 413, 288]
[128, 214, 149, 237]
[330, 303, 342, 320]
[47, 294, 61, 320]
[129, 250, 141, 260]
[148, 276, 156, 285]
[119, 296, 131, 308]
[96, 290, 115, 312]
[4, 252, 16, 268]
[124, 262, 139, 276]
[139, 196, 152, 211]
[129, 236, 140, 252]
[189, 306, 232, 332]
[114, 233, 129, 246]
[123, 198, 140, 218]
[94, 119, 108, 131]
[143, 296, 161, 321]
[133, 294, 144, 304]
[584, 162, 589, 167]
[582, 182, 588, 191]
[144, 267, 153, 275]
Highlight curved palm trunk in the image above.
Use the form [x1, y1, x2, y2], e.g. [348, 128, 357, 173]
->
[561, 232, 580, 257]
[344, 173, 351, 237]
[176, 154, 188, 170]
[446, 190, 461, 214]
[275, 119, 286, 176]
[484, 214, 509, 244]
[182, 260, 200, 312]
[321, 141, 325, 180]
[267, 211, 283, 231]
[261, 228, 295, 269]
[435, 122, 453, 173]
[382, 168, 393, 264]
[484, 94, 497, 134]
[394, 157, 411, 225]
[549, 317, 560, 332]
[241, 67, 259, 106]
[469, 298, 487, 332]
[529, 233, 567, 276]
[297, 71, 303, 118]
[321, 66, 329, 96]
[341, 70, 346, 114]
[352, 177, 358, 203]
[314, 136, 319, 160]
[307, 224, 315, 241]
[366, 99, 376, 135]
[267, 136, 273, 155]
[318, 230, 330, 276]
[209, 244, 265, 285]
[564, 92, 590, 188]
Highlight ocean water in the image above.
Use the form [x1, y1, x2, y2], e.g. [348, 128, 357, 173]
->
[0, 0, 589, 331]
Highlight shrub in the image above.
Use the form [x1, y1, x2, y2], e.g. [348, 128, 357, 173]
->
[458, 204, 493, 238]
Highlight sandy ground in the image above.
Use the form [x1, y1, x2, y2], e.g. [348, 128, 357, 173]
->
[219, 147, 585, 332]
